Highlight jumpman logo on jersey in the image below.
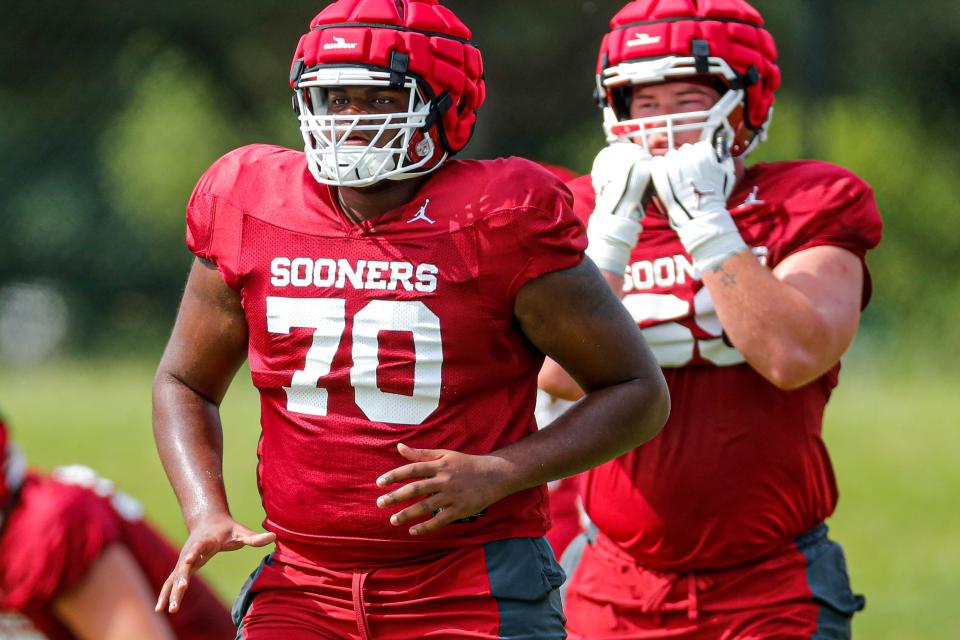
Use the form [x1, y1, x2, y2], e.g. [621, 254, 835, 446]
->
[736, 185, 765, 209]
[407, 199, 436, 224]
[689, 181, 715, 210]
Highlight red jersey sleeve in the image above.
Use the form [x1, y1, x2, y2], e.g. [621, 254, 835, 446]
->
[475, 159, 586, 311]
[760, 162, 883, 308]
[186, 145, 275, 290]
[779, 164, 882, 262]
[0, 474, 121, 610]
[564, 174, 596, 225]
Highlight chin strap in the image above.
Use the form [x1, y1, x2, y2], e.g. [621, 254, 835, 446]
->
[728, 65, 760, 90]
[423, 92, 453, 129]
[421, 92, 454, 157]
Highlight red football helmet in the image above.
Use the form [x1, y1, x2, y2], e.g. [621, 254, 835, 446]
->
[289, 0, 486, 187]
[596, 0, 781, 157]
[0, 416, 26, 510]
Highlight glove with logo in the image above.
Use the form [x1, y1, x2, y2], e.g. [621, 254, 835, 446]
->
[650, 140, 747, 272]
[585, 143, 654, 274]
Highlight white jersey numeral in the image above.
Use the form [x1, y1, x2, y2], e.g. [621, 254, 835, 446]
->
[623, 287, 744, 367]
[266, 297, 443, 425]
[351, 300, 442, 424]
[267, 297, 346, 416]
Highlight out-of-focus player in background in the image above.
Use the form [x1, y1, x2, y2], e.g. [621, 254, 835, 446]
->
[152, 0, 669, 637]
[0, 415, 233, 640]
[533, 392, 585, 559]
[540, 0, 883, 637]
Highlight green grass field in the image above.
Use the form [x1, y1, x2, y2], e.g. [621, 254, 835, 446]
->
[1, 358, 957, 638]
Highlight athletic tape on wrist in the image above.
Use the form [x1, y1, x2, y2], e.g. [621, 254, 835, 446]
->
[586, 214, 642, 273]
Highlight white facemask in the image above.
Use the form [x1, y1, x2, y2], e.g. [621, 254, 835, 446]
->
[296, 67, 445, 187]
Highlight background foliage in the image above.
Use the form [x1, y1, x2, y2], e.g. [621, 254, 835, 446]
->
[2, 1, 959, 363]
[1, 1, 958, 638]
[3, 363, 957, 639]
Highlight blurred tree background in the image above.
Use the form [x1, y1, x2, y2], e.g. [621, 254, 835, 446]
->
[1, 0, 958, 367]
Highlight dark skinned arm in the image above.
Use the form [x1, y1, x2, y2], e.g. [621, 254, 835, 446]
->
[153, 260, 275, 614]
[376, 258, 669, 535]
[538, 268, 627, 401]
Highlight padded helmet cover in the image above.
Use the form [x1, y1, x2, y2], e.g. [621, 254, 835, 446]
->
[291, 0, 485, 155]
[598, 0, 780, 154]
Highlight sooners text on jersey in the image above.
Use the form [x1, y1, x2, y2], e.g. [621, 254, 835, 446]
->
[566, 160, 882, 570]
[187, 145, 586, 567]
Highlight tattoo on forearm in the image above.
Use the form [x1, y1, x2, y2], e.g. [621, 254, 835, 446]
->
[711, 265, 737, 288]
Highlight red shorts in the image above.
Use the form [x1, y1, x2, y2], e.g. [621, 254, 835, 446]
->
[563, 525, 864, 639]
[234, 537, 566, 639]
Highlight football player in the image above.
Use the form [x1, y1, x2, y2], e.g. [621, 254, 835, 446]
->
[539, 1, 883, 638]
[151, 1, 669, 638]
[0, 415, 233, 640]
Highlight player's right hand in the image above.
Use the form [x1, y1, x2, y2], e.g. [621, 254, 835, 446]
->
[586, 143, 653, 274]
[156, 513, 275, 614]
[592, 142, 654, 222]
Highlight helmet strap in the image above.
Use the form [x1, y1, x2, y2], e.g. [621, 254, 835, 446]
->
[729, 65, 760, 91]
[423, 92, 453, 129]
[691, 40, 711, 74]
[389, 51, 411, 88]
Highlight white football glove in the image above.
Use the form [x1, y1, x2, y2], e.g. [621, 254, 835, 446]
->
[585, 143, 653, 274]
[650, 140, 747, 272]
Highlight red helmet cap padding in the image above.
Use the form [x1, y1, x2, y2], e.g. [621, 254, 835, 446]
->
[599, 0, 780, 130]
[291, 0, 485, 153]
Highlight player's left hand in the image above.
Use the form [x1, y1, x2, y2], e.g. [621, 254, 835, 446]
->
[650, 140, 747, 271]
[376, 443, 510, 536]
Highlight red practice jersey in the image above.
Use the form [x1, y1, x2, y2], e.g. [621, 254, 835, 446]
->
[535, 390, 584, 558]
[186, 145, 586, 567]
[567, 160, 882, 571]
[0, 469, 233, 640]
